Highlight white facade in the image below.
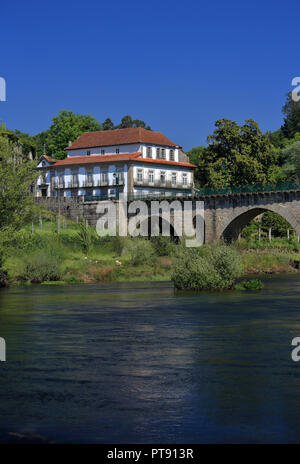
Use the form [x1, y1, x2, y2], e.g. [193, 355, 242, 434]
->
[66, 144, 179, 162]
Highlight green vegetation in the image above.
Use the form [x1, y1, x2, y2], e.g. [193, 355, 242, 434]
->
[171, 243, 243, 290]
[0, 217, 299, 287]
[235, 279, 264, 291]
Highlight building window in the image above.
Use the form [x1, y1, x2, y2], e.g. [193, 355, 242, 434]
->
[87, 150, 91, 156]
[172, 172, 177, 186]
[161, 148, 166, 159]
[182, 173, 187, 186]
[101, 171, 108, 184]
[101, 149, 105, 155]
[59, 174, 64, 187]
[72, 172, 78, 186]
[170, 149, 174, 161]
[137, 168, 143, 182]
[160, 171, 166, 183]
[147, 146, 152, 158]
[149, 170, 154, 183]
[156, 147, 160, 159]
[116, 148, 120, 154]
[87, 171, 93, 185]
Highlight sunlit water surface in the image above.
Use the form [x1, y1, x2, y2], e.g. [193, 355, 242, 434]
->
[1, 275, 300, 443]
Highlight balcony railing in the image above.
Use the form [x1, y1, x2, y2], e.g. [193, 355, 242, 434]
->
[133, 178, 192, 189]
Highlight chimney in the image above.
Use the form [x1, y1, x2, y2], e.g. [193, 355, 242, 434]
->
[68, 140, 72, 147]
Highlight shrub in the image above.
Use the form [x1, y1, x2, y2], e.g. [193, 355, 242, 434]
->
[235, 279, 263, 290]
[150, 236, 173, 256]
[111, 235, 127, 256]
[20, 251, 62, 283]
[171, 243, 243, 290]
[129, 239, 155, 266]
[77, 220, 92, 254]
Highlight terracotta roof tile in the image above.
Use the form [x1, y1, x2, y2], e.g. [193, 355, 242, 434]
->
[66, 127, 181, 150]
[47, 153, 195, 169]
[49, 153, 141, 166]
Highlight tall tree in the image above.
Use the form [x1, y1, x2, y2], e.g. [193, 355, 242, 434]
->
[0, 136, 38, 232]
[188, 119, 278, 188]
[40, 110, 102, 160]
[281, 92, 300, 139]
[102, 118, 115, 131]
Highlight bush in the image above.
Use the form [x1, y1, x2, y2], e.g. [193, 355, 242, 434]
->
[171, 243, 243, 290]
[235, 279, 263, 290]
[20, 251, 62, 283]
[129, 239, 155, 266]
[77, 220, 92, 255]
[111, 235, 127, 256]
[150, 236, 173, 256]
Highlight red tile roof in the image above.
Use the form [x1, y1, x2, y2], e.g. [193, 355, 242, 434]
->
[66, 127, 181, 150]
[48, 153, 141, 166]
[45, 153, 196, 168]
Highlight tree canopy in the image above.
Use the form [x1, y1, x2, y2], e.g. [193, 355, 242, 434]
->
[188, 119, 279, 188]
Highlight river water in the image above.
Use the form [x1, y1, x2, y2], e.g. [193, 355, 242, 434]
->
[1, 275, 300, 443]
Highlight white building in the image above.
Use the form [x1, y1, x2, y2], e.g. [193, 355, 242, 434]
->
[36, 127, 195, 198]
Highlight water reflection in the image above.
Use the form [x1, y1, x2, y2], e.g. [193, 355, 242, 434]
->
[0, 276, 300, 442]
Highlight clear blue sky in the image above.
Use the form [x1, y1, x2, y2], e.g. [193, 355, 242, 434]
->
[0, 0, 299, 150]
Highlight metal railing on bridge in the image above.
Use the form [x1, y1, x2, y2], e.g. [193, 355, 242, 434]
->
[194, 182, 300, 196]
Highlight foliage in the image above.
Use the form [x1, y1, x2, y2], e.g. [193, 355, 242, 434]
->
[235, 279, 263, 290]
[150, 235, 174, 256]
[188, 119, 278, 188]
[281, 140, 300, 182]
[111, 235, 127, 256]
[0, 136, 38, 233]
[261, 211, 292, 236]
[281, 92, 300, 139]
[172, 243, 243, 290]
[20, 250, 62, 283]
[37, 110, 102, 160]
[129, 239, 155, 265]
[76, 220, 92, 255]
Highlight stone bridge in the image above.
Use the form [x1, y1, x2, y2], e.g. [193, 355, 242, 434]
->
[35, 188, 300, 242]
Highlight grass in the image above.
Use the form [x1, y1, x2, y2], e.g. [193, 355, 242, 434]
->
[2, 219, 300, 285]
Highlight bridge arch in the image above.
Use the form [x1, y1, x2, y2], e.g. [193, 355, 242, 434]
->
[220, 205, 300, 242]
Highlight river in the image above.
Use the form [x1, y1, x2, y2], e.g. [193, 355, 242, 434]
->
[1, 275, 300, 443]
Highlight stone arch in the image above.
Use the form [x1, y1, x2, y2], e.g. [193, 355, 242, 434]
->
[220, 205, 300, 242]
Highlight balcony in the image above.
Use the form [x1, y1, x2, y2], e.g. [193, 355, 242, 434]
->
[133, 177, 193, 190]
[51, 180, 65, 189]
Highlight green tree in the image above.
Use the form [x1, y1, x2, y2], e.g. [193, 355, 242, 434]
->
[0, 136, 38, 232]
[261, 211, 292, 237]
[281, 92, 300, 139]
[102, 118, 115, 131]
[117, 115, 151, 130]
[40, 110, 102, 159]
[188, 119, 278, 188]
[281, 140, 300, 182]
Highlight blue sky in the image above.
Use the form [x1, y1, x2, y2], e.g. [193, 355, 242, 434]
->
[0, 0, 299, 150]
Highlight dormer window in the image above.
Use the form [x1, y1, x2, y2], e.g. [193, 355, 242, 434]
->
[101, 149, 105, 155]
[147, 146, 152, 158]
[116, 148, 120, 154]
[161, 148, 166, 160]
[87, 150, 91, 156]
[170, 149, 174, 161]
[156, 148, 160, 159]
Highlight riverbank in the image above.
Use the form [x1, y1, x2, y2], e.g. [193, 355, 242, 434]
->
[2, 219, 300, 286]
